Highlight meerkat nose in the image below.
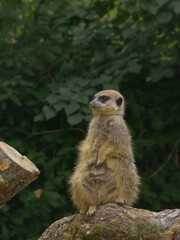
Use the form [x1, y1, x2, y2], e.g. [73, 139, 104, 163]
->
[89, 101, 93, 107]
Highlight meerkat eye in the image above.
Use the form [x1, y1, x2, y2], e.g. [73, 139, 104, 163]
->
[98, 95, 110, 103]
[116, 97, 123, 106]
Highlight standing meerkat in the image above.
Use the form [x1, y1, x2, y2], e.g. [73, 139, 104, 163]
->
[69, 90, 140, 216]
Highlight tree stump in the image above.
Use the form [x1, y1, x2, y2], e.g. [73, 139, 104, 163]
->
[39, 203, 180, 240]
[0, 141, 40, 207]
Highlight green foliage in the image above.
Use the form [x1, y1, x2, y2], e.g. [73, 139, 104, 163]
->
[0, 0, 179, 239]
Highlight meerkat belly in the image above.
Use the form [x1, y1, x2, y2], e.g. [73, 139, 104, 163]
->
[91, 165, 120, 203]
[89, 149, 131, 202]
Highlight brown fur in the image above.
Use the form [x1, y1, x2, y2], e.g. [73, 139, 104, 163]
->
[69, 90, 140, 216]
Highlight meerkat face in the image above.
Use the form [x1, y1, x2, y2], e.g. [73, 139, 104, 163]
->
[89, 90, 124, 116]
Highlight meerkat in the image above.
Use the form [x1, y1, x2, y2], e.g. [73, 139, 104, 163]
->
[69, 90, 140, 216]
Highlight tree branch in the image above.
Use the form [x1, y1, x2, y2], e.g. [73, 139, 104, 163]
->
[147, 139, 180, 180]
[0, 142, 40, 207]
[39, 203, 180, 240]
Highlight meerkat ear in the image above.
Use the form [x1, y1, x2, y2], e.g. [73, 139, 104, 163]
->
[116, 97, 123, 106]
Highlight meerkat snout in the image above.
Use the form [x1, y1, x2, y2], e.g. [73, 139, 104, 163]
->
[89, 94, 111, 110]
[89, 101, 93, 107]
[89, 99, 100, 109]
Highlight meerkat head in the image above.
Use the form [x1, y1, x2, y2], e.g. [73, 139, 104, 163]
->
[89, 90, 125, 117]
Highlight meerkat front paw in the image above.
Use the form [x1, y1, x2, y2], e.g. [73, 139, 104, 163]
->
[95, 162, 103, 168]
[95, 162, 105, 168]
[87, 205, 96, 216]
[96, 156, 106, 167]
[88, 154, 98, 168]
[88, 162, 95, 168]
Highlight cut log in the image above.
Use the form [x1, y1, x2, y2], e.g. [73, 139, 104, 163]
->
[39, 203, 180, 240]
[0, 141, 40, 207]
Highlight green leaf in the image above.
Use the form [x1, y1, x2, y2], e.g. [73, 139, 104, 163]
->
[171, 1, 180, 15]
[150, 68, 174, 82]
[82, 106, 91, 114]
[34, 114, 44, 122]
[67, 112, 83, 125]
[155, 0, 168, 7]
[54, 102, 64, 111]
[75, 8, 86, 18]
[65, 102, 80, 116]
[43, 105, 56, 120]
[140, 2, 157, 14]
[59, 87, 71, 98]
[122, 29, 133, 39]
[107, 45, 115, 58]
[71, 93, 89, 103]
[83, 114, 92, 122]
[47, 94, 61, 105]
[128, 60, 142, 73]
[157, 11, 172, 23]
[12, 95, 21, 106]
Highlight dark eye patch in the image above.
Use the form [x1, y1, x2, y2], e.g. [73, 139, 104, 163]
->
[116, 97, 123, 106]
[98, 95, 110, 103]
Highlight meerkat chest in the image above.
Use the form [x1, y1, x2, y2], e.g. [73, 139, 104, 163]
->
[88, 117, 109, 146]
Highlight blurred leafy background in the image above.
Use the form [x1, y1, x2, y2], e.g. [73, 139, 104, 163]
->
[0, 0, 180, 239]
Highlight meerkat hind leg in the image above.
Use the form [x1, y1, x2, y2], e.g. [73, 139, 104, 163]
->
[115, 197, 125, 205]
[87, 205, 96, 216]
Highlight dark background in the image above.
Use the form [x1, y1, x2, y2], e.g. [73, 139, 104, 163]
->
[0, 0, 179, 239]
